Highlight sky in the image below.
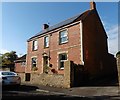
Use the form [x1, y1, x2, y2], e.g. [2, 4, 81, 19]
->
[1, 2, 118, 56]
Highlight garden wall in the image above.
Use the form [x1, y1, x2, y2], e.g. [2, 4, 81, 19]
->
[18, 73, 64, 88]
[18, 61, 84, 88]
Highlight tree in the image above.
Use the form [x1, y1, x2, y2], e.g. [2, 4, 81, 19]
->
[116, 51, 120, 57]
[0, 51, 18, 67]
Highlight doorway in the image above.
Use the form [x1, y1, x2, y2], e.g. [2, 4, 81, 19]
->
[43, 56, 49, 73]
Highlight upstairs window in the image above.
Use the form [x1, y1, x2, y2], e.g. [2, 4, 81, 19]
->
[59, 30, 68, 44]
[44, 36, 49, 48]
[32, 40, 38, 51]
[59, 53, 67, 69]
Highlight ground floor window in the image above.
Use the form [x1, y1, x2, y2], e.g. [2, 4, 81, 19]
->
[31, 57, 37, 71]
[21, 62, 26, 67]
[59, 53, 67, 69]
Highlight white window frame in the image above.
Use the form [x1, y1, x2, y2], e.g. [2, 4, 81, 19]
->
[59, 53, 68, 70]
[32, 40, 38, 51]
[44, 36, 49, 48]
[59, 30, 68, 44]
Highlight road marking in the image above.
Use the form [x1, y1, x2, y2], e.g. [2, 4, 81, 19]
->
[51, 92, 65, 95]
[36, 89, 49, 93]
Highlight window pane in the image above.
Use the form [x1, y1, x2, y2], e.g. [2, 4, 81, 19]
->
[33, 40, 38, 50]
[2, 72, 16, 76]
[44, 36, 49, 47]
[61, 37, 67, 43]
[60, 30, 68, 43]
[59, 53, 67, 69]
[34, 46, 37, 50]
[34, 40, 37, 46]
[60, 62, 64, 68]
[21, 62, 26, 66]
[46, 37, 49, 42]
[32, 58, 37, 67]
[61, 31, 67, 37]
[60, 53, 67, 60]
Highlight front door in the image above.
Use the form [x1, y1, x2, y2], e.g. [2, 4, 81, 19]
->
[43, 56, 48, 73]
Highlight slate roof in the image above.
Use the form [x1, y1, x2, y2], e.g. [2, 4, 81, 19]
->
[15, 54, 26, 62]
[28, 10, 92, 42]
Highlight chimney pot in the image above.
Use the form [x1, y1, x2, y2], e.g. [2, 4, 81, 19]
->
[43, 24, 49, 30]
[90, 1, 96, 10]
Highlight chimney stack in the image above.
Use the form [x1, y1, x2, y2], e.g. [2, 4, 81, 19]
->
[43, 24, 49, 30]
[90, 1, 96, 10]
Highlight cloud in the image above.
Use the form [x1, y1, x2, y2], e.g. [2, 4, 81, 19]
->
[108, 37, 118, 55]
[107, 25, 118, 38]
[101, 20, 118, 55]
[106, 24, 118, 55]
[0, 49, 9, 54]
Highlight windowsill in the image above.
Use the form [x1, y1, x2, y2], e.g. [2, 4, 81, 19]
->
[44, 46, 49, 49]
[59, 67, 64, 70]
[59, 41, 68, 45]
[32, 49, 38, 51]
[21, 66, 26, 67]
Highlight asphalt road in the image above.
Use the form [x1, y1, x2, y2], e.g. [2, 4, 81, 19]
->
[2, 85, 89, 100]
[2, 84, 120, 100]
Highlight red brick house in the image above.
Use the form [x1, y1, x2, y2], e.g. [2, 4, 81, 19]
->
[15, 54, 26, 73]
[26, 2, 117, 81]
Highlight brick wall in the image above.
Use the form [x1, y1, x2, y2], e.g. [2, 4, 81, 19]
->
[81, 9, 118, 81]
[26, 23, 82, 74]
[82, 10, 110, 79]
[15, 62, 25, 73]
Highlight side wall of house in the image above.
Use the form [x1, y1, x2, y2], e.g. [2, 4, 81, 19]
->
[26, 23, 82, 74]
[15, 62, 25, 73]
[82, 10, 109, 79]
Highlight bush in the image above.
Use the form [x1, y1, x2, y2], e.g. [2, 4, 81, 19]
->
[51, 69, 58, 74]
[32, 67, 38, 71]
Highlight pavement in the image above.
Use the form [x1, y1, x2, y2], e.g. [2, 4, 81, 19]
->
[21, 82, 120, 99]
[2, 82, 120, 100]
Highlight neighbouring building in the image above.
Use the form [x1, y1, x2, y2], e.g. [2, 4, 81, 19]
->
[14, 54, 26, 73]
[25, 2, 117, 83]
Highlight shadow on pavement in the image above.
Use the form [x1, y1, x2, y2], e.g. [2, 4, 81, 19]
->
[2, 84, 39, 92]
[2, 94, 120, 100]
[75, 76, 119, 87]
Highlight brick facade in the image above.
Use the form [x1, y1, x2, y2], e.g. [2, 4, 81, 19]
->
[26, 2, 117, 81]
[26, 23, 82, 74]
[15, 62, 25, 73]
[15, 54, 26, 73]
